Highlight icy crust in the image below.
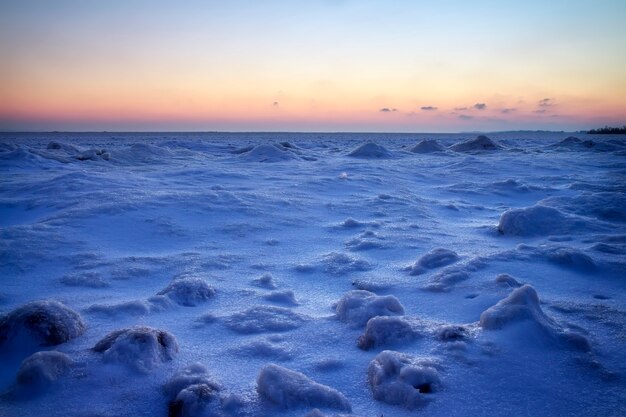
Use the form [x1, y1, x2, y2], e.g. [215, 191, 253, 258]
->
[14, 351, 73, 398]
[157, 277, 216, 307]
[480, 285, 590, 351]
[256, 364, 352, 411]
[92, 326, 179, 372]
[0, 300, 86, 350]
[357, 316, 420, 350]
[165, 364, 236, 417]
[497, 205, 586, 236]
[347, 142, 391, 158]
[409, 139, 445, 153]
[368, 350, 442, 409]
[407, 248, 460, 275]
[225, 305, 307, 333]
[449, 135, 501, 152]
[335, 290, 405, 328]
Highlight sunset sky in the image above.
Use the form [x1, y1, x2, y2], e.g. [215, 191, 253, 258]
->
[1, 0, 625, 132]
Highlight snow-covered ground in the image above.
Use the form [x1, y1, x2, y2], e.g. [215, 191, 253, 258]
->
[1, 132, 625, 416]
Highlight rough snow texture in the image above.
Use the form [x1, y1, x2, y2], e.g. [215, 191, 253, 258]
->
[358, 316, 419, 350]
[0, 300, 85, 350]
[256, 364, 351, 411]
[348, 142, 391, 158]
[409, 139, 445, 153]
[368, 350, 442, 409]
[92, 326, 179, 372]
[449, 135, 501, 152]
[408, 248, 460, 275]
[14, 351, 73, 397]
[335, 290, 405, 328]
[480, 285, 590, 351]
[157, 276, 216, 307]
[225, 305, 307, 333]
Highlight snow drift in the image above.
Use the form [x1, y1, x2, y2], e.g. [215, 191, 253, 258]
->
[449, 135, 501, 152]
[0, 300, 85, 351]
[347, 142, 391, 158]
[368, 350, 442, 409]
[14, 351, 73, 398]
[409, 139, 445, 153]
[257, 364, 351, 411]
[335, 290, 405, 328]
[92, 326, 179, 372]
[480, 285, 590, 351]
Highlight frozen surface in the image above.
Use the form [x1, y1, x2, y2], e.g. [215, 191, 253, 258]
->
[1, 131, 625, 416]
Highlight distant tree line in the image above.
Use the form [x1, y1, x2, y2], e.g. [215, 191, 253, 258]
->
[587, 125, 626, 134]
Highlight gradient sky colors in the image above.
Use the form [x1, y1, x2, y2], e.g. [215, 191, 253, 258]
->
[1, 0, 625, 132]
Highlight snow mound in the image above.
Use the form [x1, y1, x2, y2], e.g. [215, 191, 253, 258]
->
[257, 364, 351, 411]
[495, 274, 523, 288]
[435, 325, 468, 342]
[347, 142, 391, 158]
[93, 326, 179, 372]
[449, 135, 501, 152]
[358, 316, 419, 350]
[335, 290, 405, 328]
[480, 285, 590, 351]
[408, 248, 460, 275]
[232, 337, 294, 360]
[47, 141, 80, 153]
[322, 252, 373, 275]
[225, 305, 307, 333]
[409, 139, 445, 153]
[15, 351, 73, 398]
[46, 141, 110, 161]
[263, 290, 299, 306]
[497, 205, 580, 236]
[157, 277, 216, 307]
[368, 350, 442, 409]
[252, 273, 277, 289]
[0, 300, 85, 351]
[165, 364, 226, 417]
[86, 300, 152, 316]
[239, 144, 298, 162]
[423, 267, 470, 292]
[60, 272, 109, 288]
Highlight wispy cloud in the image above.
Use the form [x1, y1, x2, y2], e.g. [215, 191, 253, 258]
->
[420, 106, 438, 111]
[379, 107, 398, 112]
[500, 108, 516, 114]
[538, 98, 553, 107]
[458, 114, 473, 120]
[454, 107, 468, 111]
[473, 103, 487, 110]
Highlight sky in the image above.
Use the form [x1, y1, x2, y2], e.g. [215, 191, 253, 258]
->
[1, 0, 625, 132]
